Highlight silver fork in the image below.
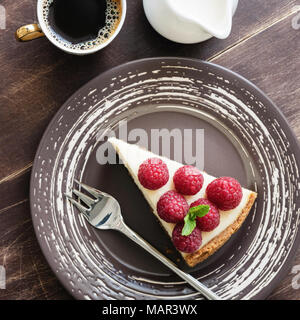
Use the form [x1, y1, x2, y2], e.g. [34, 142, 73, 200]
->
[66, 180, 221, 300]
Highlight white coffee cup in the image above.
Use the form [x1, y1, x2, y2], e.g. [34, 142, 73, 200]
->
[15, 0, 127, 55]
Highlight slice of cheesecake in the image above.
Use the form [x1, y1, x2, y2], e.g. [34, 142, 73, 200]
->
[108, 137, 257, 267]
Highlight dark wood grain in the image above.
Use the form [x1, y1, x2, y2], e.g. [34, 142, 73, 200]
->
[267, 247, 300, 300]
[0, 0, 298, 181]
[0, 0, 299, 300]
[0, 201, 71, 300]
[211, 13, 300, 301]
[210, 15, 300, 141]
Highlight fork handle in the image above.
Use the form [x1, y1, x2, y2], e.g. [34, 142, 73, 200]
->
[118, 223, 221, 300]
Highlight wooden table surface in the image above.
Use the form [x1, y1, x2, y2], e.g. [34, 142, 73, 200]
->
[0, 0, 299, 300]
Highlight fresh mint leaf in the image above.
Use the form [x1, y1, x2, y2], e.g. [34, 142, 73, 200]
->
[190, 205, 210, 219]
[182, 215, 196, 236]
[181, 205, 210, 236]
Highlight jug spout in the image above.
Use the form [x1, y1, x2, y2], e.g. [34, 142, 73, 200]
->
[198, 0, 235, 39]
[169, 0, 237, 40]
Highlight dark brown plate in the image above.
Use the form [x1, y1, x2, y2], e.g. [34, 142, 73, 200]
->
[30, 57, 300, 300]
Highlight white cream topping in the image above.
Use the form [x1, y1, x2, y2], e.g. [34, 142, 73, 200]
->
[109, 137, 254, 258]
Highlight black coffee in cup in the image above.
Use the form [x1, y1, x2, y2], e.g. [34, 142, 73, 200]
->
[43, 0, 122, 50]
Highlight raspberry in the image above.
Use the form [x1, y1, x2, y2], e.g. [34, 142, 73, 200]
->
[206, 177, 243, 211]
[190, 198, 220, 232]
[138, 158, 169, 190]
[172, 222, 202, 253]
[157, 190, 189, 223]
[173, 165, 204, 195]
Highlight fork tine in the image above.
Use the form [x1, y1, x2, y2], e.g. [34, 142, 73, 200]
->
[74, 179, 103, 198]
[65, 193, 90, 216]
[72, 189, 95, 207]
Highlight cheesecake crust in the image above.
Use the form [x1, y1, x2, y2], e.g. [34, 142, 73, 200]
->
[185, 192, 257, 267]
[109, 138, 258, 268]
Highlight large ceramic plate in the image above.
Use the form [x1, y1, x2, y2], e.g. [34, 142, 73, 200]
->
[30, 58, 300, 300]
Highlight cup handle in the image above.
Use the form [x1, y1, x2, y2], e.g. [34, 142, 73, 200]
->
[15, 24, 45, 42]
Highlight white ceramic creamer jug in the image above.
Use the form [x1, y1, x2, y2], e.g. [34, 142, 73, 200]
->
[143, 0, 239, 44]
